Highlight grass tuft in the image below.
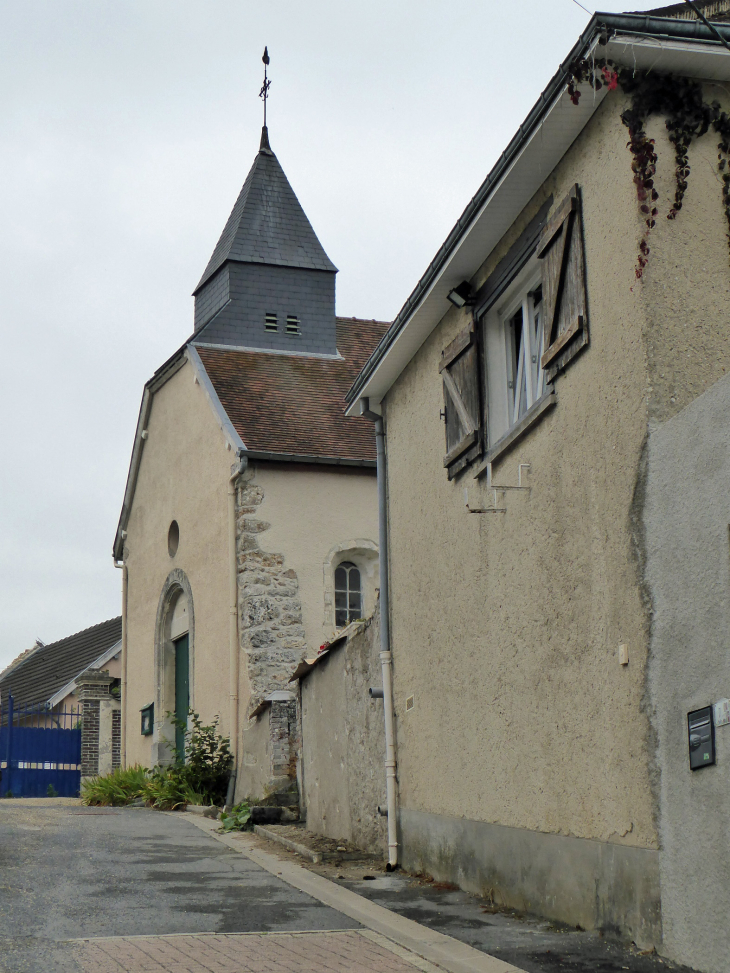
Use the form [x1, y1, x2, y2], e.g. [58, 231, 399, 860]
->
[81, 765, 148, 806]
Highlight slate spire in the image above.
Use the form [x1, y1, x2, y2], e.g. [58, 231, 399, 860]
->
[192, 127, 339, 356]
[194, 132, 337, 296]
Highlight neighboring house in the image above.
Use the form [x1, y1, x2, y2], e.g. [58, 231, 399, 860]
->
[114, 123, 386, 800]
[0, 617, 122, 715]
[346, 6, 730, 972]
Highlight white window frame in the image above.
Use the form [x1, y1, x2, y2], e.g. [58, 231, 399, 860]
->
[503, 280, 545, 427]
[334, 560, 362, 629]
[482, 255, 547, 447]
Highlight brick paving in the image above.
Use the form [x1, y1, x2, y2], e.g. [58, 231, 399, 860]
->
[73, 930, 439, 973]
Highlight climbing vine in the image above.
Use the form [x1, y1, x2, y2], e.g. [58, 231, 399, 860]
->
[567, 56, 730, 279]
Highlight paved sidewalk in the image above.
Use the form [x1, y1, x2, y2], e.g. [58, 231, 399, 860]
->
[74, 930, 440, 973]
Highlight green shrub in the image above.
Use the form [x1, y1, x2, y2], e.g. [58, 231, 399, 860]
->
[81, 765, 148, 806]
[219, 802, 252, 832]
[79, 711, 232, 811]
[168, 711, 233, 808]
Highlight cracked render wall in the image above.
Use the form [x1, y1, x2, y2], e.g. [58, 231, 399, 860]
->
[235, 468, 309, 707]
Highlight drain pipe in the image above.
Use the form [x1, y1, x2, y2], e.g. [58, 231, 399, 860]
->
[113, 558, 128, 768]
[361, 399, 398, 869]
[226, 450, 247, 807]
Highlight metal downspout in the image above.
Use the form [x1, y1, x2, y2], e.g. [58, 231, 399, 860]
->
[374, 413, 399, 869]
[226, 451, 247, 806]
[113, 559, 128, 768]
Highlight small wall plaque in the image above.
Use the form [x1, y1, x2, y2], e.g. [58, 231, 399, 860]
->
[714, 698, 730, 728]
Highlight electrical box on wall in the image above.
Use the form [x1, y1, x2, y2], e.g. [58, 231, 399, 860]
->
[688, 706, 715, 770]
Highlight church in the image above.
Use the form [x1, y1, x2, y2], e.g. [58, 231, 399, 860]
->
[113, 112, 387, 798]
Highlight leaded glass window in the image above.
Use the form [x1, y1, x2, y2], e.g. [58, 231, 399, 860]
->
[334, 561, 361, 628]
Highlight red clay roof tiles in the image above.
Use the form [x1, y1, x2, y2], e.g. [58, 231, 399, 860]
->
[196, 317, 388, 462]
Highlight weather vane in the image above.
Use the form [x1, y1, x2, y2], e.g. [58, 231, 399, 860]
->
[259, 47, 271, 128]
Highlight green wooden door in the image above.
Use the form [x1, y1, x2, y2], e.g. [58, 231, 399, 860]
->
[174, 634, 189, 760]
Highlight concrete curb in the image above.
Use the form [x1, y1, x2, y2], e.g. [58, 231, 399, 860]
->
[185, 804, 221, 819]
[181, 813, 521, 973]
[254, 824, 322, 863]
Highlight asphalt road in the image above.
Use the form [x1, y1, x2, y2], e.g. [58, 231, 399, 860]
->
[0, 801, 358, 972]
[0, 800, 698, 973]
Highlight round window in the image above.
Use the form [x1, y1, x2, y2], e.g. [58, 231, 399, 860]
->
[167, 520, 179, 557]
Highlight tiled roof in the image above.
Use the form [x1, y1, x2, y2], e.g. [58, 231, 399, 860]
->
[194, 129, 337, 294]
[196, 317, 389, 462]
[0, 616, 122, 711]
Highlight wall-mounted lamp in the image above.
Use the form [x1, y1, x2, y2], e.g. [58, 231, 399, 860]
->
[446, 281, 474, 308]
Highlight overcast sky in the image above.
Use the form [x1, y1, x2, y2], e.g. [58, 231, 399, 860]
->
[0, 0, 666, 667]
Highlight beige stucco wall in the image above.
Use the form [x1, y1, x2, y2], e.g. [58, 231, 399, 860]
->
[381, 90, 687, 856]
[252, 463, 379, 651]
[386, 82, 730, 856]
[639, 103, 730, 423]
[123, 358, 234, 767]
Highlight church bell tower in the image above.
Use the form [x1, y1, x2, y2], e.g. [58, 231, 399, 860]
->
[193, 51, 338, 357]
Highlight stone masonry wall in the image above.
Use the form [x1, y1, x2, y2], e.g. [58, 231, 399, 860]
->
[236, 467, 309, 710]
[78, 671, 120, 780]
[270, 698, 298, 779]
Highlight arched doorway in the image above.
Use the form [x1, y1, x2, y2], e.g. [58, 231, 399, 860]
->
[169, 592, 190, 759]
[153, 571, 194, 765]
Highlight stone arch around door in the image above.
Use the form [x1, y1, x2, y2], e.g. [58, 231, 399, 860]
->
[323, 539, 379, 632]
[152, 569, 195, 765]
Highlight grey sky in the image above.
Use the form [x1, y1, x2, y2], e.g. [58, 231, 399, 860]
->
[0, 0, 666, 666]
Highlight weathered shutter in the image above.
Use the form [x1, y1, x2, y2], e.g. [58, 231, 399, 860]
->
[537, 184, 589, 381]
[439, 324, 481, 479]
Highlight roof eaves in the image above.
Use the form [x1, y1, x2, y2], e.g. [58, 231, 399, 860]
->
[245, 450, 376, 468]
[346, 12, 730, 410]
[47, 638, 122, 708]
[187, 345, 246, 454]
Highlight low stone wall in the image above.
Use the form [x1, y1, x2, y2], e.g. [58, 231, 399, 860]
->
[237, 692, 299, 805]
[299, 610, 387, 856]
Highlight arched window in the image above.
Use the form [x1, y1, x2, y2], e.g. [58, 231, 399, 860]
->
[334, 561, 361, 628]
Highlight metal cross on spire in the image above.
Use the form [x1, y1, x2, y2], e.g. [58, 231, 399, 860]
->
[259, 47, 271, 128]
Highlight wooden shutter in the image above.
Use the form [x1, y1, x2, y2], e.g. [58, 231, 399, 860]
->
[439, 324, 481, 479]
[537, 184, 589, 381]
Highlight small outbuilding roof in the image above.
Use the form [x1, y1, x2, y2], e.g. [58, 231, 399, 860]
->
[197, 317, 388, 463]
[289, 620, 365, 682]
[0, 617, 122, 710]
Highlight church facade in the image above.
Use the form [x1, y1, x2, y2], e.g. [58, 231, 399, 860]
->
[114, 126, 386, 796]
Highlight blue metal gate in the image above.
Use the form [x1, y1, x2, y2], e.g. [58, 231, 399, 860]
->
[0, 696, 82, 798]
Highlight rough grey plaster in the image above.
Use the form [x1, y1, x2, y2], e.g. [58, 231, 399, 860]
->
[238, 704, 273, 802]
[644, 370, 730, 973]
[399, 808, 661, 947]
[300, 610, 387, 856]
